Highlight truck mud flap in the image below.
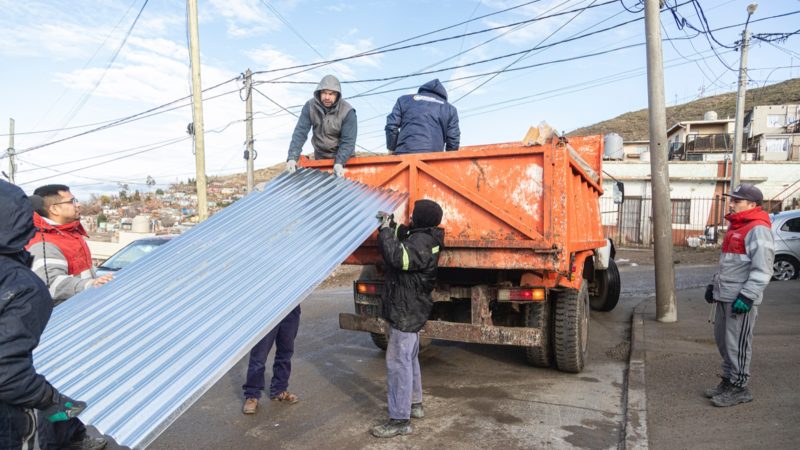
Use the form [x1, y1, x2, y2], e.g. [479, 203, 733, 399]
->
[339, 313, 542, 347]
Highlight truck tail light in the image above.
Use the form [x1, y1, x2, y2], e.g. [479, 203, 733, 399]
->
[356, 282, 379, 295]
[497, 288, 546, 302]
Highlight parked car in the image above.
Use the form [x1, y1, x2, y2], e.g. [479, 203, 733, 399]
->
[96, 236, 174, 277]
[770, 209, 800, 281]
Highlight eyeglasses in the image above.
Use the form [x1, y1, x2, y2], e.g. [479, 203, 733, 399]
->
[54, 198, 79, 206]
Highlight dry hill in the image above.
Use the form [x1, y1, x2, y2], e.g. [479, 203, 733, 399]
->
[569, 78, 800, 140]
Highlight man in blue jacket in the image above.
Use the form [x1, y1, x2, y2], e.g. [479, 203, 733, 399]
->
[385, 79, 460, 154]
[0, 180, 87, 450]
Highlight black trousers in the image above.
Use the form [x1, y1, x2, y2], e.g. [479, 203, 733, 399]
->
[37, 415, 86, 450]
[0, 402, 36, 450]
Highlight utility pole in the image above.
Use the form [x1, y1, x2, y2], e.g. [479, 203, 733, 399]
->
[244, 69, 255, 192]
[187, 0, 208, 221]
[645, 0, 676, 322]
[731, 3, 758, 190]
[7, 118, 15, 184]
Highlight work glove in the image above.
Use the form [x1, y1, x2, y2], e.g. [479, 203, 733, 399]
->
[286, 160, 297, 174]
[731, 294, 754, 314]
[704, 284, 714, 303]
[376, 212, 395, 230]
[333, 163, 345, 178]
[41, 391, 86, 423]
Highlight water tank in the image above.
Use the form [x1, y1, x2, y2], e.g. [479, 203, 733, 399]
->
[703, 111, 718, 121]
[604, 133, 624, 160]
[131, 215, 151, 233]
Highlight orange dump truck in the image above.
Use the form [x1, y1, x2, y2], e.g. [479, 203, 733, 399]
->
[301, 134, 620, 373]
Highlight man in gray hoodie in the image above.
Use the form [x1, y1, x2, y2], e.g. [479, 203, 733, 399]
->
[286, 75, 357, 177]
[704, 184, 774, 407]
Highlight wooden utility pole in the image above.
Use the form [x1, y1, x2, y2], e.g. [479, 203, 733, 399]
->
[731, 4, 757, 189]
[645, 0, 676, 322]
[7, 118, 15, 184]
[245, 69, 255, 192]
[187, 0, 208, 221]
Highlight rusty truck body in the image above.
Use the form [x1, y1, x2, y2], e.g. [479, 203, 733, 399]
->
[301, 135, 620, 373]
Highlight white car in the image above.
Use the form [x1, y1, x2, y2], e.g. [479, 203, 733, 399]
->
[770, 209, 800, 281]
[96, 236, 174, 277]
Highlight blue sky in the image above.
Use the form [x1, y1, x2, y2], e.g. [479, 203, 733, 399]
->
[1, 0, 798, 198]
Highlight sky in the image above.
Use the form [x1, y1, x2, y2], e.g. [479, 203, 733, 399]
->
[1, 0, 798, 199]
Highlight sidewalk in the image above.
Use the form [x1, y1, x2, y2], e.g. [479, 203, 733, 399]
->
[631, 281, 800, 449]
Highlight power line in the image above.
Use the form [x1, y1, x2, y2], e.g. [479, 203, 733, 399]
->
[453, 0, 598, 103]
[250, 0, 618, 78]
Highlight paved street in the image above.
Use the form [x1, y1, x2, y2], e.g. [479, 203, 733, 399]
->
[98, 264, 718, 449]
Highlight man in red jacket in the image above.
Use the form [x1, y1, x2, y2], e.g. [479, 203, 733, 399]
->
[26, 184, 110, 450]
[704, 183, 774, 407]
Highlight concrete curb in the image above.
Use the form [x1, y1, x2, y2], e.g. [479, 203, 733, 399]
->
[624, 301, 649, 449]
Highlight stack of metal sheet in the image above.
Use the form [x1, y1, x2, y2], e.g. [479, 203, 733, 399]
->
[34, 169, 406, 449]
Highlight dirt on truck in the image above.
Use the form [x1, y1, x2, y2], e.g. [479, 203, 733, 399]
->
[301, 133, 621, 373]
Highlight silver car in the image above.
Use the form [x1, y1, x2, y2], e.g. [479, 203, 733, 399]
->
[96, 236, 174, 277]
[770, 209, 800, 281]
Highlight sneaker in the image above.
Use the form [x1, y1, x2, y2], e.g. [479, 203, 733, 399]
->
[711, 385, 753, 407]
[704, 377, 732, 398]
[370, 419, 413, 438]
[270, 391, 299, 404]
[242, 397, 259, 414]
[69, 436, 107, 450]
[411, 403, 424, 419]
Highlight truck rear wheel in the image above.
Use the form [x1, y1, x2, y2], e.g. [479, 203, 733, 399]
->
[524, 300, 552, 368]
[590, 258, 621, 312]
[553, 281, 589, 373]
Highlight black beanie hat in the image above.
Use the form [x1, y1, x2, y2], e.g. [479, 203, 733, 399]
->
[411, 199, 443, 228]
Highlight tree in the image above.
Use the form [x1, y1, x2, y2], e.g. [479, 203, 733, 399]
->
[155, 188, 165, 196]
[97, 213, 108, 224]
[146, 175, 156, 191]
[132, 190, 142, 202]
[159, 213, 176, 228]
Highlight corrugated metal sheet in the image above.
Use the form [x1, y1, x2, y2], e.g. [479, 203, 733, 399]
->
[34, 169, 406, 449]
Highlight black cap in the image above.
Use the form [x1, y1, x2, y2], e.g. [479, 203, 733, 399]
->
[411, 199, 443, 228]
[723, 183, 763, 204]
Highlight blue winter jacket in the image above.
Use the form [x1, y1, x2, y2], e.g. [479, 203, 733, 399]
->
[0, 180, 57, 410]
[385, 79, 460, 154]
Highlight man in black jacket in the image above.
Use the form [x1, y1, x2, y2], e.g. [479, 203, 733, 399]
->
[371, 199, 444, 438]
[0, 180, 86, 450]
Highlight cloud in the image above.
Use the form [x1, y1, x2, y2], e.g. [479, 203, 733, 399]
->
[207, 0, 282, 37]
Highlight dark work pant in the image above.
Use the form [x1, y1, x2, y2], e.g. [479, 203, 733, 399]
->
[0, 403, 35, 450]
[37, 415, 86, 450]
[386, 327, 422, 420]
[242, 306, 301, 399]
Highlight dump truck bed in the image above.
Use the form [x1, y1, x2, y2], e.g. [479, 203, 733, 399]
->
[301, 135, 606, 283]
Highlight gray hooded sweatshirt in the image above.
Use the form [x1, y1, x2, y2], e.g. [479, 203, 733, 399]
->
[287, 75, 357, 165]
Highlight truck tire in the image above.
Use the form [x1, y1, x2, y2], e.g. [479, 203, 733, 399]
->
[553, 281, 589, 373]
[370, 332, 388, 351]
[590, 258, 621, 312]
[524, 300, 552, 368]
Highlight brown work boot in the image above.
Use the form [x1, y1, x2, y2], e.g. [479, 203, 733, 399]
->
[242, 397, 258, 414]
[270, 391, 299, 404]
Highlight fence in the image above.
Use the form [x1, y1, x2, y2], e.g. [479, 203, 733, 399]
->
[600, 196, 730, 248]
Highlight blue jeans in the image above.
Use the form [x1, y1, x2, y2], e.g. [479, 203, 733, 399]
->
[242, 306, 301, 399]
[386, 327, 423, 420]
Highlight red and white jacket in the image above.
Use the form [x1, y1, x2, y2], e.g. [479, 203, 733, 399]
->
[26, 213, 95, 304]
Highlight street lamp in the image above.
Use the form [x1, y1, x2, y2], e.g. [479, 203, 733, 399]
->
[730, 3, 757, 190]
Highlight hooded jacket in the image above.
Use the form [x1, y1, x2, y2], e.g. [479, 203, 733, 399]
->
[0, 180, 57, 410]
[287, 75, 358, 165]
[711, 207, 774, 304]
[26, 213, 95, 304]
[378, 225, 445, 333]
[385, 79, 460, 154]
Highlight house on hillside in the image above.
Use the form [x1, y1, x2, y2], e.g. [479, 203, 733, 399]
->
[600, 108, 800, 247]
[745, 104, 800, 161]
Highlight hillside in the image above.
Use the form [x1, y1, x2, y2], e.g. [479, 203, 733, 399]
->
[569, 78, 800, 140]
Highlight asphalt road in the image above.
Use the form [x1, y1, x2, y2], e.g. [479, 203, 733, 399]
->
[100, 265, 717, 450]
